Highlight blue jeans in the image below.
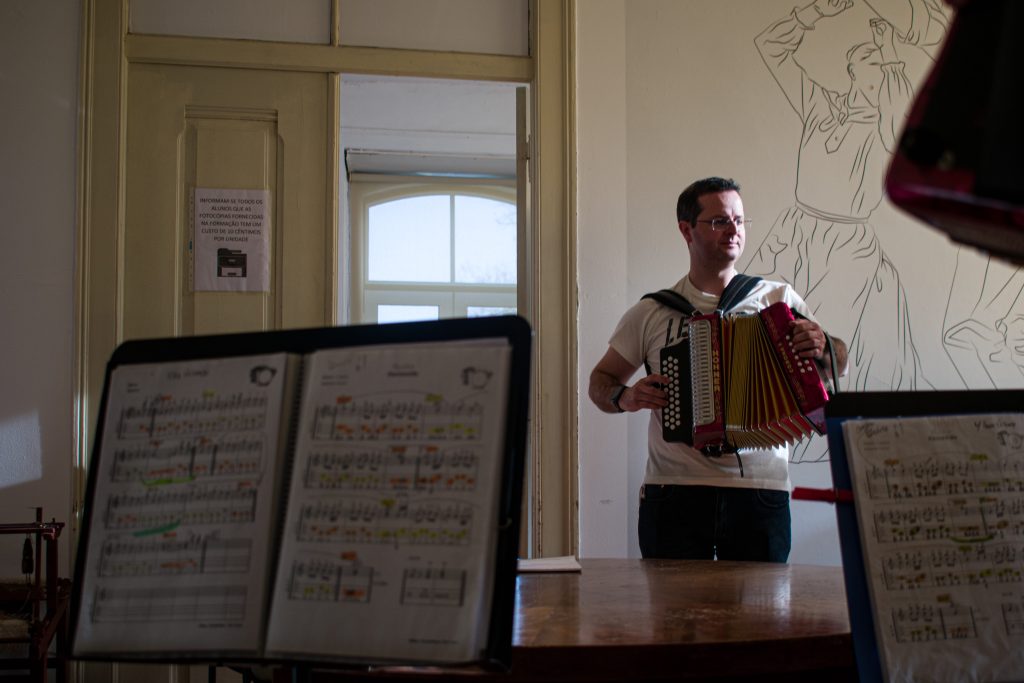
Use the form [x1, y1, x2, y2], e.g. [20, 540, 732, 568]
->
[638, 484, 791, 562]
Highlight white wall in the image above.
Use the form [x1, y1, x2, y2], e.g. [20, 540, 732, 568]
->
[576, 0, 630, 558]
[338, 0, 528, 55]
[0, 1, 80, 575]
[131, 0, 529, 55]
[131, 0, 330, 43]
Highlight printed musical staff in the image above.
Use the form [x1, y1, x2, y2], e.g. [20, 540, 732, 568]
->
[881, 543, 1022, 590]
[297, 497, 473, 547]
[103, 481, 259, 531]
[400, 567, 466, 607]
[310, 395, 483, 442]
[110, 435, 264, 483]
[98, 533, 253, 577]
[865, 456, 1024, 501]
[891, 602, 977, 643]
[303, 445, 479, 492]
[253, 341, 514, 662]
[91, 585, 247, 623]
[1002, 600, 1024, 636]
[844, 414, 1024, 683]
[116, 392, 269, 440]
[286, 558, 374, 603]
[872, 496, 1024, 545]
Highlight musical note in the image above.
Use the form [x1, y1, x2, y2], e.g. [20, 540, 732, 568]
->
[400, 566, 466, 607]
[296, 496, 474, 548]
[891, 602, 977, 643]
[864, 455, 1024, 502]
[91, 584, 247, 623]
[881, 541, 1024, 591]
[110, 435, 265, 483]
[302, 445, 480, 493]
[116, 392, 269, 440]
[1001, 600, 1024, 636]
[286, 558, 374, 603]
[310, 395, 485, 443]
[103, 481, 259, 531]
[871, 491, 1024, 546]
[98, 533, 253, 577]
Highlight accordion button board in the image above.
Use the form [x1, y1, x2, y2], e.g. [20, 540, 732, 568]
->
[662, 354, 684, 432]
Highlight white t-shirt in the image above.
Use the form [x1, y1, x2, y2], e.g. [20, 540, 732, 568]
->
[609, 276, 818, 491]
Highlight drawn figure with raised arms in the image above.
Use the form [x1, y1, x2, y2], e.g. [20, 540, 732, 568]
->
[746, 0, 950, 461]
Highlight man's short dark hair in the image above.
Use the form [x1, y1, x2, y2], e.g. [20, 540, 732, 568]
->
[676, 177, 741, 224]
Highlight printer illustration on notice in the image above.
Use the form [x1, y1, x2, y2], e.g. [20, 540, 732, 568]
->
[217, 248, 247, 277]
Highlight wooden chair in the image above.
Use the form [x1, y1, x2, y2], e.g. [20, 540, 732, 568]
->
[0, 509, 70, 683]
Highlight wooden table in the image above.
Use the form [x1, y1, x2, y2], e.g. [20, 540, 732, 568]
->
[281, 558, 855, 682]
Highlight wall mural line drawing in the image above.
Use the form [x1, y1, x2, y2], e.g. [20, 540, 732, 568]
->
[944, 252, 1024, 389]
[742, 0, 952, 462]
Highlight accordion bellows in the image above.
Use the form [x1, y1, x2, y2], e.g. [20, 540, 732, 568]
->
[661, 301, 829, 450]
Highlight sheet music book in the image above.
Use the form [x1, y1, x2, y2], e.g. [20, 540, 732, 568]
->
[70, 316, 530, 670]
[825, 391, 1024, 683]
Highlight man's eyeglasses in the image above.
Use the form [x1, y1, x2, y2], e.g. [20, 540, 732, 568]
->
[695, 217, 750, 230]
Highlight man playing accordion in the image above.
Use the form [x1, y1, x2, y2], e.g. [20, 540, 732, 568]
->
[589, 177, 848, 562]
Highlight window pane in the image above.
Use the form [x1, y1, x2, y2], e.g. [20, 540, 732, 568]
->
[369, 196, 450, 282]
[454, 196, 516, 284]
[467, 306, 516, 318]
[377, 304, 440, 324]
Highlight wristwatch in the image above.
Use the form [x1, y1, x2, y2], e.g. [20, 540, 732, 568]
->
[610, 385, 627, 413]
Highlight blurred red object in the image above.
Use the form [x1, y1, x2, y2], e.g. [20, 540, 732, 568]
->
[885, 0, 1024, 264]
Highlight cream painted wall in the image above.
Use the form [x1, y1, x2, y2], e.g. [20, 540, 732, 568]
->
[131, 0, 330, 43]
[0, 0, 79, 575]
[577, 0, 991, 565]
[131, 0, 528, 55]
[338, 0, 528, 55]
[576, 0, 630, 558]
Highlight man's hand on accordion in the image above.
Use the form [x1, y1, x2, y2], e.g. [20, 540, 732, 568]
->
[619, 374, 670, 413]
[789, 318, 827, 359]
[789, 319, 849, 379]
[588, 347, 670, 414]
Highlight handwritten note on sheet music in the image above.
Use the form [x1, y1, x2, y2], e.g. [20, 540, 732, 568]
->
[844, 414, 1024, 683]
[264, 340, 511, 663]
[75, 353, 292, 654]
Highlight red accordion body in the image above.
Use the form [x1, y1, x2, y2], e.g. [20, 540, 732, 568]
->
[681, 302, 828, 450]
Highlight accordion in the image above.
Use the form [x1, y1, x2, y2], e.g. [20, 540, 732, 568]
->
[660, 301, 829, 451]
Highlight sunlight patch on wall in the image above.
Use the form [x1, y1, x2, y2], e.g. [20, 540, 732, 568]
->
[0, 411, 43, 488]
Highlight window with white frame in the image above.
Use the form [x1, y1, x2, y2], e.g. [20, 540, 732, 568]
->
[350, 182, 517, 324]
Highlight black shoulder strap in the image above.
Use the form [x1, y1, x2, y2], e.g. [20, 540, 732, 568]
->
[716, 274, 763, 313]
[640, 274, 763, 317]
[638, 290, 695, 376]
[813, 328, 840, 395]
[640, 289, 697, 316]
[638, 275, 767, 380]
